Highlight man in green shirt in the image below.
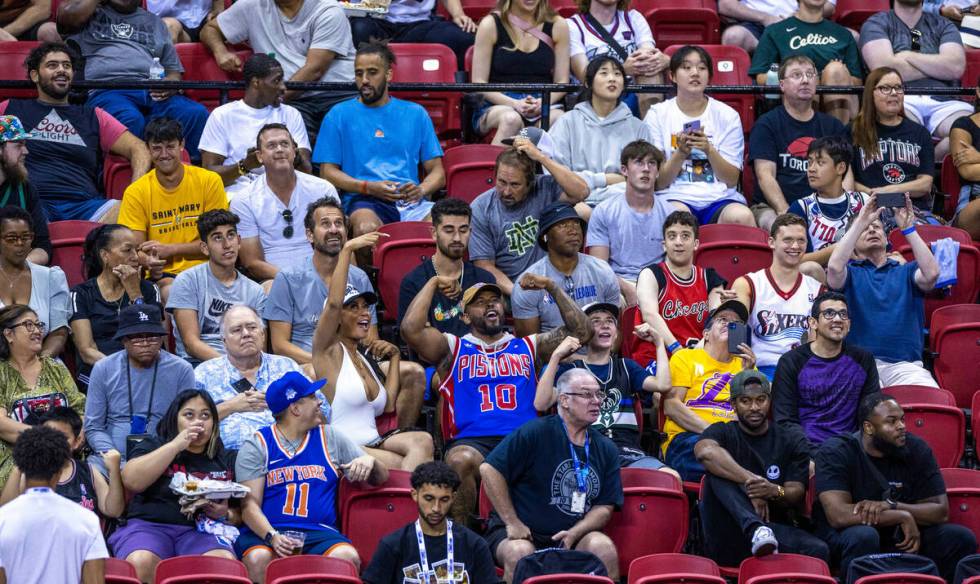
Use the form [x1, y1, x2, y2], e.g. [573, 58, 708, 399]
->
[749, 0, 862, 124]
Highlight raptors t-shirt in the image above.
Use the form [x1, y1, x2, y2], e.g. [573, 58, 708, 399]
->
[846, 118, 934, 210]
[748, 105, 845, 206]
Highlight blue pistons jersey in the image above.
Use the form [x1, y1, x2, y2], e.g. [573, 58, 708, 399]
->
[439, 333, 539, 440]
[253, 425, 340, 532]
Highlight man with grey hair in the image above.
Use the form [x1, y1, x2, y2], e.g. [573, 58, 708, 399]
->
[194, 304, 329, 450]
[480, 367, 623, 583]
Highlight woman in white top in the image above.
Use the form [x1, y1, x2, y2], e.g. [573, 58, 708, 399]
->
[311, 231, 434, 472]
[644, 45, 756, 227]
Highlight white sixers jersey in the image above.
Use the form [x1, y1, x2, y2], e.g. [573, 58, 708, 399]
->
[746, 269, 822, 368]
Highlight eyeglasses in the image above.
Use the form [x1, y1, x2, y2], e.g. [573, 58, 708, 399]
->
[1, 233, 34, 245]
[785, 71, 817, 82]
[281, 209, 294, 239]
[126, 334, 162, 345]
[819, 309, 849, 321]
[714, 317, 743, 327]
[910, 28, 922, 52]
[875, 85, 905, 95]
[8, 320, 45, 333]
[566, 391, 607, 402]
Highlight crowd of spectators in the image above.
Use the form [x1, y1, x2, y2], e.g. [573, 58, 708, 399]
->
[0, 0, 978, 581]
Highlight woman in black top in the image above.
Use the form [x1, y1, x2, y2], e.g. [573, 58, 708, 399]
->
[69, 224, 160, 388]
[948, 83, 980, 240]
[470, 0, 570, 143]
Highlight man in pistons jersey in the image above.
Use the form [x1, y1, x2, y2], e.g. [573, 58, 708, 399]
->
[402, 277, 591, 522]
[788, 136, 868, 267]
[634, 211, 731, 367]
[234, 372, 389, 584]
[733, 214, 822, 380]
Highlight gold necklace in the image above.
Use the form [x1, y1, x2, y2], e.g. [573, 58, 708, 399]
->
[0, 263, 28, 290]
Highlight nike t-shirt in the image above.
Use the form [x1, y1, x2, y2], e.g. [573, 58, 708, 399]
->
[749, 16, 861, 78]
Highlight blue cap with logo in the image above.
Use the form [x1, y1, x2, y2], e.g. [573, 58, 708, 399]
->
[266, 371, 327, 415]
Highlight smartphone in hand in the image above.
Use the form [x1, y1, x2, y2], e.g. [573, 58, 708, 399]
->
[727, 322, 750, 354]
[683, 120, 702, 134]
[876, 192, 907, 208]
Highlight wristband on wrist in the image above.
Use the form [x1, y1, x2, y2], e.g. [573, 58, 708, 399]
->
[667, 341, 681, 354]
[360, 180, 368, 195]
[901, 225, 916, 236]
[237, 159, 248, 176]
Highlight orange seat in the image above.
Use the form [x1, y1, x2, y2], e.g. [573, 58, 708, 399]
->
[389, 43, 462, 142]
[338, 470, 416, 567]
[832, 0, 888, 30]
[663, 45, 755, 131]
[372, 222, 436, 323]
[175, 43, 253, 111]
[903, 404, 965, 468]
[628, 553, 726, 584]
[154, 555, 251, 584]
[106, 557, 141, 584]
[634, 0, 720, 46]
[444, 144, 504, 203]
[49, 220, 101, 288]
[265, 555, 359, 584]
[738, 554, 831, 584]
[0, 41, 39, 99]
[884, 385, 956, 407]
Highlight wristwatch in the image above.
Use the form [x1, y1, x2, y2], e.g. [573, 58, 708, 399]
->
[263, 529, 278, 545]
[886, 498, 898, 510]
[775, 485, 785, 500]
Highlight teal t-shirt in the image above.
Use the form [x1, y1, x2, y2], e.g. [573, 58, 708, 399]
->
[749, 16, 863, 78]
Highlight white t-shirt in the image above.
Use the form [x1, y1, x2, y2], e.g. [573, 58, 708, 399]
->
[567, 10, 654, 67]
[386, 0, 435, 23]
[0, 487, 108, 584]
[740, 0, 835, 18]
[644, 97, 744, 209]
[230, 172, 340, 271]
[147, 0, 210, 28]
[198, 100, 311, 202]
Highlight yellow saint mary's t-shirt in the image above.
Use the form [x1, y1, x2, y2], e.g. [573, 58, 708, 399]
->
[119, 165, 228, 275]
[662, 347, 747, 455]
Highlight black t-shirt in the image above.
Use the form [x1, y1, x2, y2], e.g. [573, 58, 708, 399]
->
[397, 259, 496, 340]
[813, 432, 946, 530]
[57, 458, 99, 516]
[485, 415, 623, 535]
[846, 119, 934, 210]
[952, 115, 980, 204]
[125, 435, 237, 526]
[0, 178, 52, 258]
[363, 522, 498, 584]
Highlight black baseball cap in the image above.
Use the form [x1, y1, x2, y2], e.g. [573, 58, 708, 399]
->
[113, 304, 166, 340]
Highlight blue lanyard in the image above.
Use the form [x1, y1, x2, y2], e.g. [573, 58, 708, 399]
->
[415, 519, 454, 582]
[561, 418, 590, 492]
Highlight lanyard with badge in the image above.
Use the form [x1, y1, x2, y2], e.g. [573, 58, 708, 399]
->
[125, 359, 158, 459]
[415, 518, 454, 584]
[561, 418, 590, 515]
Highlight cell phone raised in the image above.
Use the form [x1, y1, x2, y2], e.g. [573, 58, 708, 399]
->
[876, 192, 907, 208]
[727, 322, 750, 354]
[232, 378, 253, 393]
[682, 120, 701, 134]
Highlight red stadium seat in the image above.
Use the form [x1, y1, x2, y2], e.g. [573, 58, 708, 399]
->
[663, 45, 756, 131]
[338, 470, 416, 566]
[389, 43, 462, 142]
[974, 392, 980, 456]
[942, 467, 980, 550]
[619, 305, 642, 364]
[929, 304, 980, 352]
[372, 222, 436, 323]
[0, 41, 39, 99]
[524, 576, 615, 584]
[606, 468, 688, 578]
[634, 0, 720, 47]
[444, 144, 504, 203]
[438, 0, 497, 25]
[628, 553, 726, 584]
[694, 225, 773, 284]
[738, 554, 831, 584]
[105, 150, 191, 200]
[832, 0, 889, 30]
[940, 156, 963, 221]
[745, 575, 837, 584]
[175, 43, 253, 111]
[154, 555, 251, 584]
[106, 558, 141, 584]
[884, 385, 956, 407]
[902, 404, 965, 468]
[550, 0, 578, 18]
[963, 49, 980, 90]
[932, 312, 980, 409]
[49, 220, 100, 288]
[265, 555, 359, 584]
[853, 575, 945, 584]
[887, 225, 980, 327]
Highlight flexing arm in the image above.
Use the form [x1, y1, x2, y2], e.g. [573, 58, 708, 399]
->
[534, 337, 582, 411]
[526, 275, 592, 362]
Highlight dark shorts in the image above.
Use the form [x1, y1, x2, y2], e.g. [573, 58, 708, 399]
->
[179, 20, 205, 42]
[109, 518, 233, 560]
[234, 527, 353, 559]
[733, 20, 766, 40]
[47, 197, 118, 221]
[342, 193, 401, 225]
[664, 431, 705, 483]
[444, 435, 505, 458]
[484, 513, 558, 561]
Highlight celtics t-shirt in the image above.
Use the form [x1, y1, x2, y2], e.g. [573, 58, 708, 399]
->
[750, 16, 862, 78]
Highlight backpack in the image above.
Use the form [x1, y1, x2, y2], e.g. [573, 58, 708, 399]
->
[846, 553, 939, 584]
[512, 548, 607, 584]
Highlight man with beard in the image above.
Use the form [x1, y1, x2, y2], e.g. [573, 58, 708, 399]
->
[512, 202, 620, 337]
[0, 116, 50, 265]
[263, 198, 426, 425]
[363, 461, 497, 584]
[773, 291, 878, 455]
[231, 124, 339, 286]
[398, 198, 495, 341]
[814, 393, 977, 580]
[470, 135, 591, 296]
[402, 279, 590, 523]
[200, 54, 313, 201]
[0, 42, 150, 222]
[695, 370, 827, 565]
[315, 41, 445, 264]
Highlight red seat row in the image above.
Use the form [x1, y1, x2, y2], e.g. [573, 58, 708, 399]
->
[107, 553, 358, 584]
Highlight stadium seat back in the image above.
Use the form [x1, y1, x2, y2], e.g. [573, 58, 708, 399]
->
[49, 220, 100, 288]
[439, 0, 497, 24]
[974, 392, 980, 455]
[628, 553, 723, 584]
[372, 235, 436, 323]
[884, 385, 957, 407]
[175, 43, 253, 111]
[154, 555, 250, 584]
[853, 575, 946, 584]
[929, 304, 980, 352]
[634, 0, 720, 46]
[737, 554, 831, 584]
[933, 322, 980, 409]
[663, 45, 755, 131]
[902, 404, 965, 468]
[0, 41, 39, 99]
[963, 48, 980, 90]
[619, 305, 641, 363]
[698, 223, 769, 245]
[607, 468, 688, 577]
[943, 467, 980, 548]
[265, 555, 359, 584]
[522, 575, 616, 584]
[389, 43, 462, 140]
[940, 156, 962, 221]
[338, 470, 416, 566]
[106, 558, 141, 584]
[444, 144, 503, 203]
[832, 0, 889, 29]
[694, 241, 772, 284]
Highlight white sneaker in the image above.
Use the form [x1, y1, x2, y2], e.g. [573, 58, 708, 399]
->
[751, 526, 778, 557]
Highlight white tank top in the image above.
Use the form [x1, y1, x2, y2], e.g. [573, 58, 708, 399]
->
[746, 269, 822, 368]
[329, 344, 387, 446]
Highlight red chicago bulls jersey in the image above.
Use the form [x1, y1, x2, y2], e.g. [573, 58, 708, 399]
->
[632, 263, 724, 367]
